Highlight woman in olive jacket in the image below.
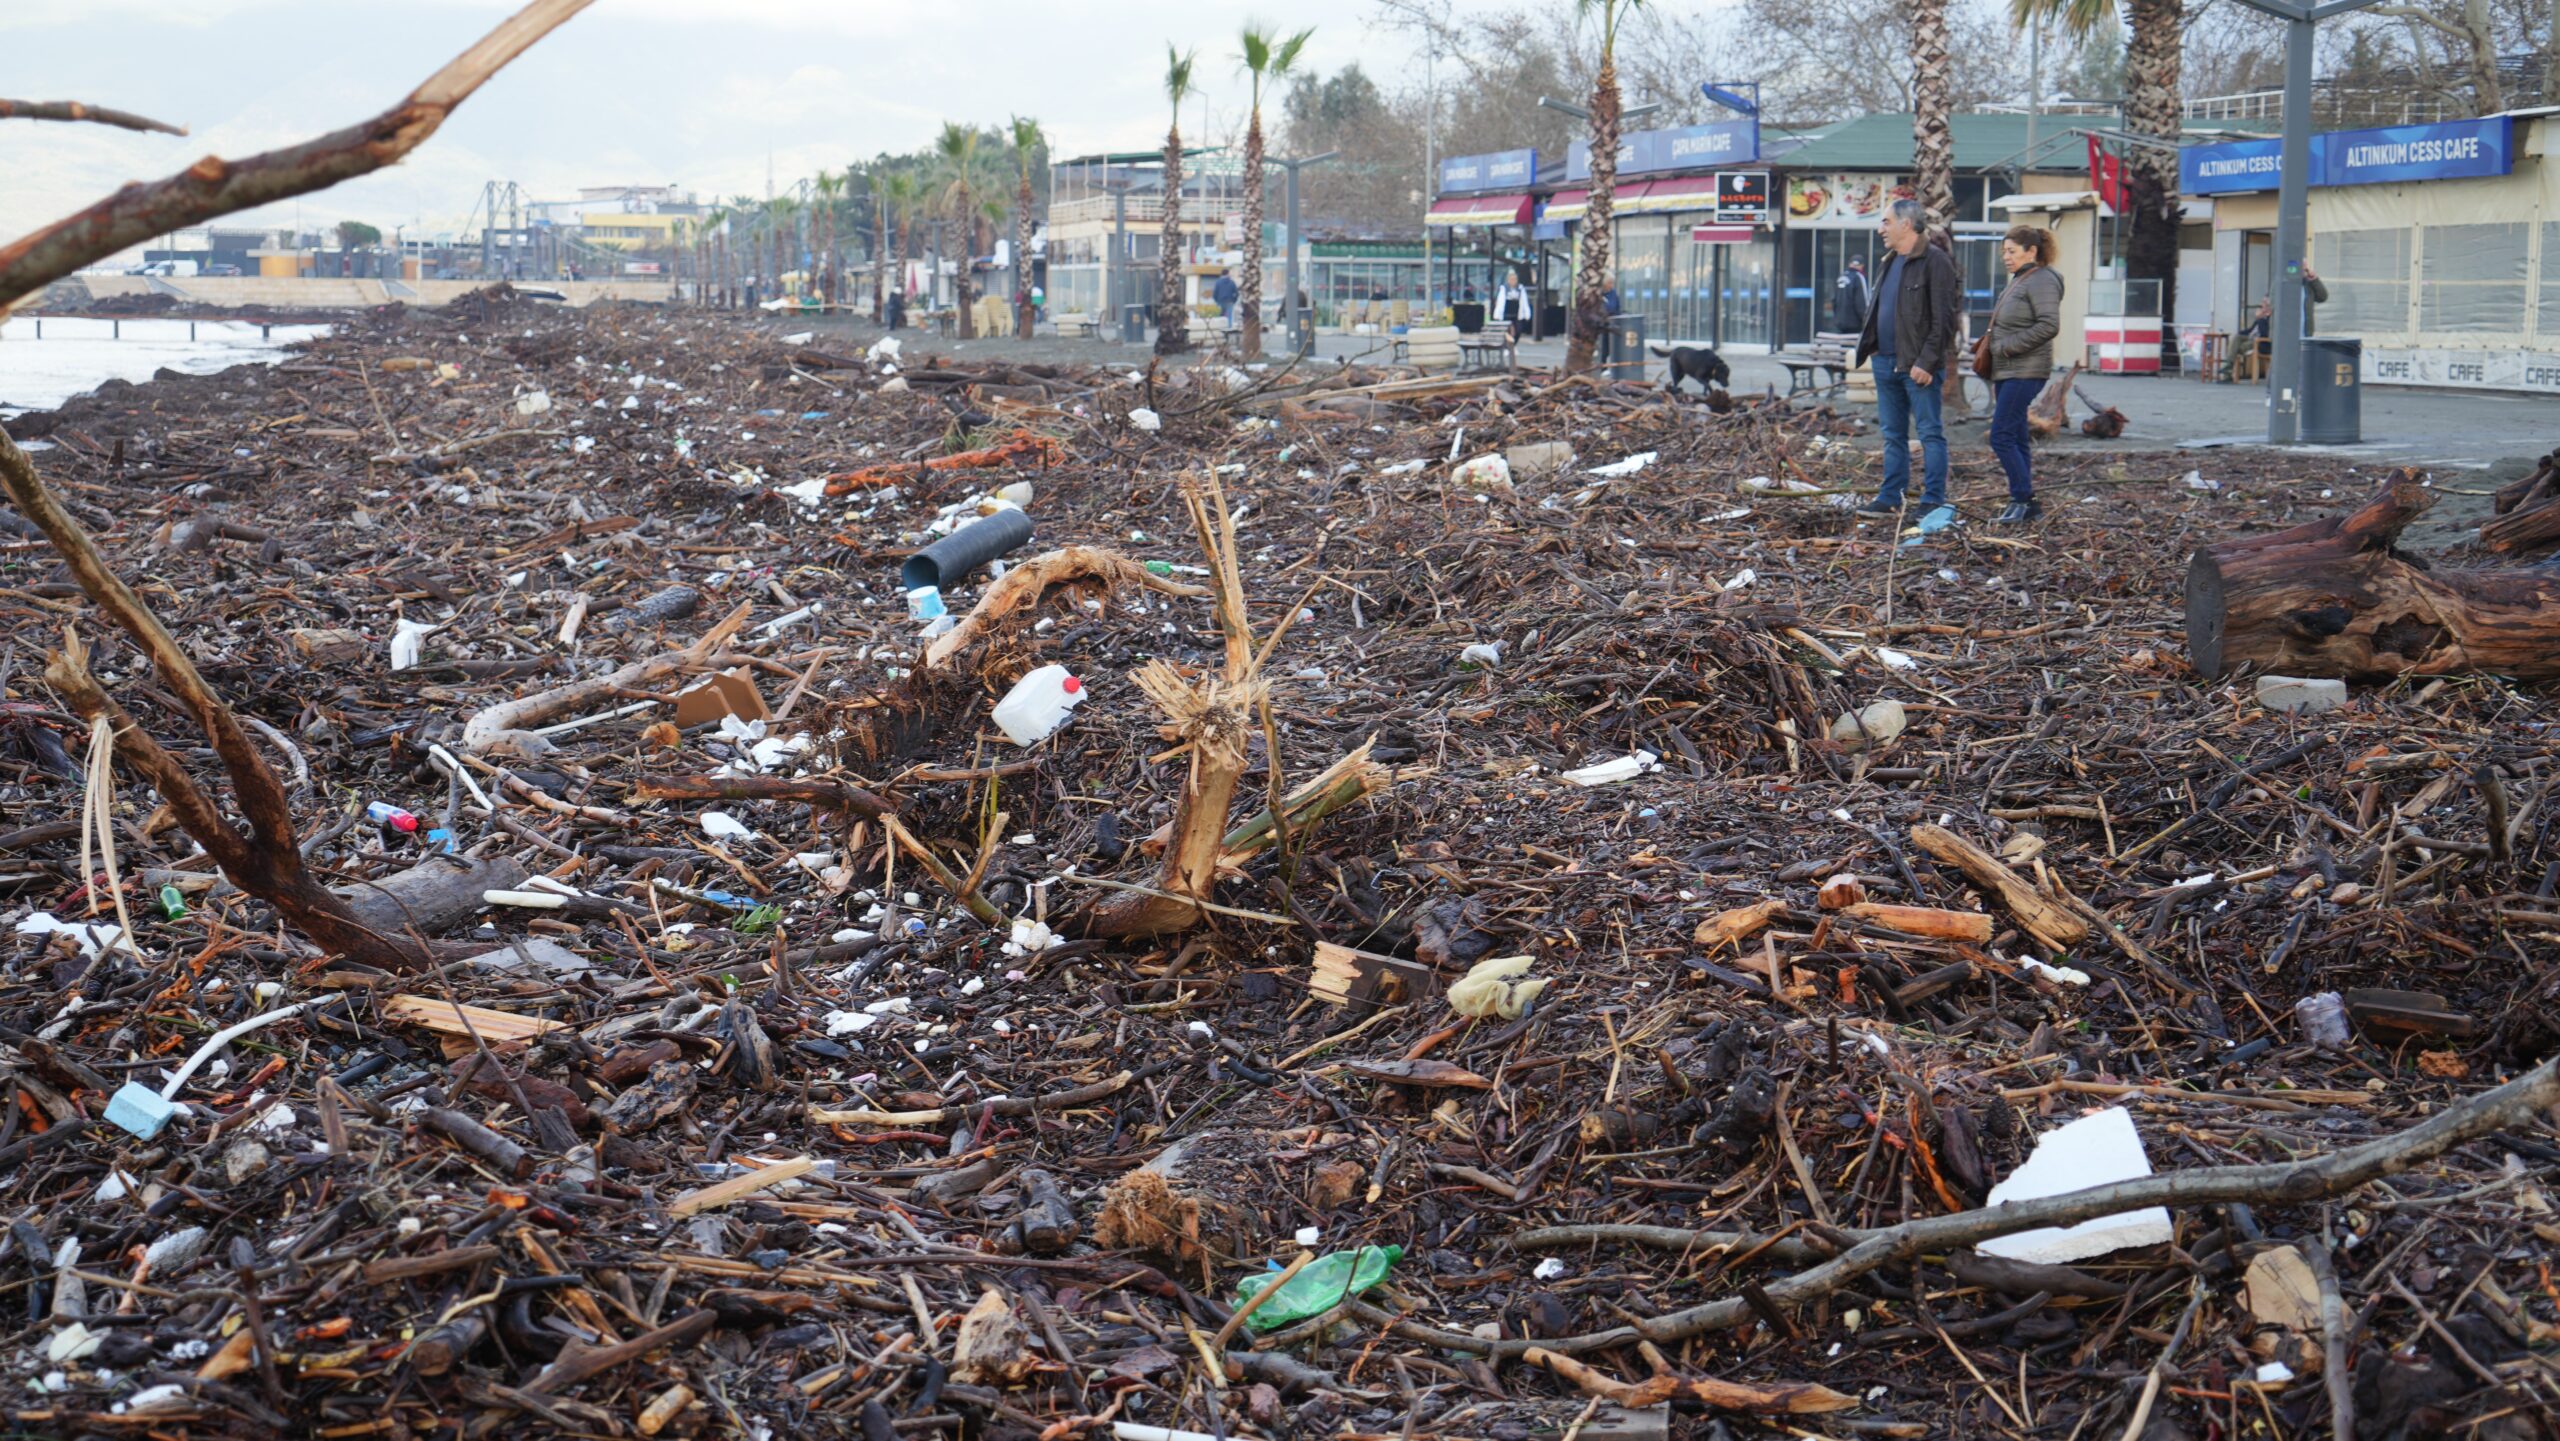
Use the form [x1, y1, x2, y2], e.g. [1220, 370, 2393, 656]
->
[1983, 226, 2064, 524]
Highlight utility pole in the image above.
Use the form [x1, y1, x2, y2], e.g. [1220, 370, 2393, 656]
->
[2234, 0, 2382, 443]
[2026, 22, 2041, 170]
[1274, 150, 1338, 353]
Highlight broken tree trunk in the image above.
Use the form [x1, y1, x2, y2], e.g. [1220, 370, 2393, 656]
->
[2184, 470, 2560, 682]
[2479, 451, 2560, 554]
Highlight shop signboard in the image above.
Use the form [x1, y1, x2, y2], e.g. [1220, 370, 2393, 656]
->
[1437, 149, 1538, 194]
[1565, 120, 1759, 181]
[2179, 116, 2512, 195]
[1689, 225, 1754, 244]
[1782, 173, 1905, 229]
[1714, 171, 1771, 224]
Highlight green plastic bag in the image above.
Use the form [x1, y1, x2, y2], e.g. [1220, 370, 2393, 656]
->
[1234, 1245, 1402, 1331]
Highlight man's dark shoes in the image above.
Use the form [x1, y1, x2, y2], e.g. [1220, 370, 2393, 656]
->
[1854, 498, 1900, 516]
[1995, 500, 2042, 524]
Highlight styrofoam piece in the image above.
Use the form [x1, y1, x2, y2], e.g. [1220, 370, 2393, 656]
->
[2256, 675, 2347, 715]
[1977, 1106, 2174, 1263]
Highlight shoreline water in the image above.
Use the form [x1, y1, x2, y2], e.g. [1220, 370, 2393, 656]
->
[0, 314, 330, 418]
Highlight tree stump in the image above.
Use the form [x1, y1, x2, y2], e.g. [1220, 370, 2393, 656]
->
[2184, 471, 2560, 682]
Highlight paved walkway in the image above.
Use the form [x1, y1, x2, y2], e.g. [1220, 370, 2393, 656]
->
[774, 310, 2548, 472]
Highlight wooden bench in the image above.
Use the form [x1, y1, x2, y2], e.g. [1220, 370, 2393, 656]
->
[1776, 331, 1858, 396]
[1051, 311, 1096, 337]
[1394, 325, 1463, 373]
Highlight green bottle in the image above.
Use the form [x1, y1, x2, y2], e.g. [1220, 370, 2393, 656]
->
[158, 884, 188, 920]
[1234, 1245, 1402, 1331]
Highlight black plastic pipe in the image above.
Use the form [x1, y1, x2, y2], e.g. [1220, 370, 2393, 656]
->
[902, 508, 1033, 592]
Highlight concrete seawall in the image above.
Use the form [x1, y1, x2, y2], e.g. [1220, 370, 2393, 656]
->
[69, 275, 678, 309]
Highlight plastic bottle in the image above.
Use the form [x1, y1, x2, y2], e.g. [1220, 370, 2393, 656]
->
[992, 665, 1086, 746]
[1235, 1245, 1403, 1331]
[366, 802, 420, 835]
[2294, 992, 2351, 1049]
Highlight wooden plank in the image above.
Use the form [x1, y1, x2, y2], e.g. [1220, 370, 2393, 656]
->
[1310, 941, 1439, 1008]
[379, 994, 567, 1045]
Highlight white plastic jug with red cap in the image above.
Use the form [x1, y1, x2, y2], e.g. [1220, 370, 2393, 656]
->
[993, 664, 1086, 746]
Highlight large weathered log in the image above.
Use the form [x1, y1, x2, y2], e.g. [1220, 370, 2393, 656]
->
[2479, 452, 2560, 553]
[333, 855, 528, 936]
[2184, 471, 2560, 682]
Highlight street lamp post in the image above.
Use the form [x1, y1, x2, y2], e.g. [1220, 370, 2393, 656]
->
[2234, 0, 2382, 444]
[1273, 150, 1338, 354]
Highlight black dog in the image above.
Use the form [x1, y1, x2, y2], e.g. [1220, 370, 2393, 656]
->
[1649, 342, 1731, 396]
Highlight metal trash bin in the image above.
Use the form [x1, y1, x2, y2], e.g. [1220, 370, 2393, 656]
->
[1451, 300, 1486, 334]
[2300, 336, 2362, 444]
[1605, 314, 1648, 382]
[1121, 303, 1152, 345]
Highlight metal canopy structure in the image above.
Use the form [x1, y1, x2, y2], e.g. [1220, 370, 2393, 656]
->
[2235, 0, 2385, 444]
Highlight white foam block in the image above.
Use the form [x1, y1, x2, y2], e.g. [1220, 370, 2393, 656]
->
[1977, 1106, 2174, 1263]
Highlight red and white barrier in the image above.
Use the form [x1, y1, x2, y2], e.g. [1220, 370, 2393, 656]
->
[2085, 315, 2161, 374]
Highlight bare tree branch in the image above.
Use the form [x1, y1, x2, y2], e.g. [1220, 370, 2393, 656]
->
[1354, 1052, 2560, 1359]
[0, 0, 591, 310]
[0, 0, 594, 972]
[0, 99, 186, 136]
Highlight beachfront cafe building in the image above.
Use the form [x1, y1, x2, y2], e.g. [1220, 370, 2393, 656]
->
[1421, 147, 1549, 328]
[2179, 109, 2560, 392]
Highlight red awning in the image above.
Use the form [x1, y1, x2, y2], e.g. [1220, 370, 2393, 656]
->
[1621, 176, 1719, 213]
[1541, 187, 1590, 221]
[1426, 193, 1534, 227]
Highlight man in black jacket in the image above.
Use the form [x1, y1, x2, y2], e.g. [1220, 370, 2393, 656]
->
[1831, 257, 1871, 333]
[1853, 199, 1962, 515]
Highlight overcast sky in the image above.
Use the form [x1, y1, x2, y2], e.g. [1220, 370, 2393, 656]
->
[4, 0, 1552, 249]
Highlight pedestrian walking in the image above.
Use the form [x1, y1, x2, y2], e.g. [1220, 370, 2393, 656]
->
[1981, 224, 2064, 525]
[1831, 257, 1871, 333]
[1853, 199, 1962, 516]
[1212, 269, 1238, 322]
[1493, 270, 1531, 341]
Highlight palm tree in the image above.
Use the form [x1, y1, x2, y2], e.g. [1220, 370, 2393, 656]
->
[1912, 0, 1954, 247]
[1237, 23, 1314, 360]
[1564, 0, 1644, 374]
[814, 172, 843, 306]
[1158, 44, 1197, 356]
[2012, 0, 2180, 353]
[871, 170, 894, 321]
[1010, 116, 1044, 339]
[882, 170, 920, 319]
[932, 123, 990, 338]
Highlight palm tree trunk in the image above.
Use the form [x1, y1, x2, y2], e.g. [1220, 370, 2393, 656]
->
[874, 199, 888, 322]
[2124, 0, 2184, 362]
[1017, 170, 1037, 339]
[1157, 126, 1189, 355]
[1910, 0, 1955, 239]
[1565, 56, 1622, 374]
[1241, 111, 1267, 359]
[956, 205, 977, 339]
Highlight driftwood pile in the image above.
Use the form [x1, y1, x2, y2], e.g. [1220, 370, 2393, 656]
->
[0, 290, 2551, 1441]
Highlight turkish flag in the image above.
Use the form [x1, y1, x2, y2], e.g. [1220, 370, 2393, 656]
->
[2088, 136, 2125, 211]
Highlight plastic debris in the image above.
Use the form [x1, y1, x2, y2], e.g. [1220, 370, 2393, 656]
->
[1561, 750, 1661, 786]
[1233, 1245, 1402, 1330]
[1446, 955, 1549, 1019]
[1976, 1107, 2175, 1263]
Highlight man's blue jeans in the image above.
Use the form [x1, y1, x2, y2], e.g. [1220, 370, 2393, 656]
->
[1872, 359, 1947, 508]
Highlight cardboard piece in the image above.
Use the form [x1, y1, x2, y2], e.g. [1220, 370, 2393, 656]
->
[673, 668, 768, 729]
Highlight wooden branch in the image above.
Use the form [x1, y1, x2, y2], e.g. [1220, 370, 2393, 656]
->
[808, 1070, 1132, 1128]
[1522, 1347, 1856, 1415]
[0, 0, 592, 308]
[1908, 824, 2086, 949]
[632, 773, 895, 820]
[0, 99, 185, 136]
[38, 630, 431, 970]
[1376, 1053, 2560, 1359]
[461, 601, 749, 755]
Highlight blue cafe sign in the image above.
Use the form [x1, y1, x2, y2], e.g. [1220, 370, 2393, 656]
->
[1437, 148, 1538, 193]
[1565, 120, 1759, 181]
[2181, 116, 2512, 195]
